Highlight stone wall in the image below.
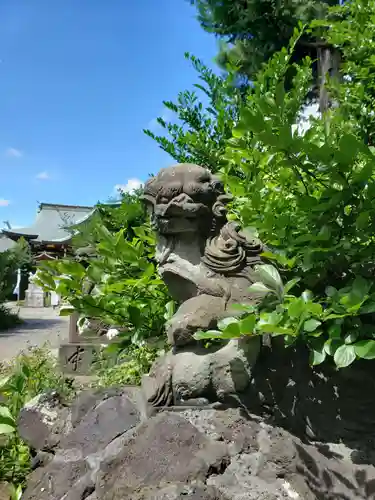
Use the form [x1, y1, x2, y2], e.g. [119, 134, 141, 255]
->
[246, 340, 375, 456]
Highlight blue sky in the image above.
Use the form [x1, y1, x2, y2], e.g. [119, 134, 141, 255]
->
[0, 0, 219, 227]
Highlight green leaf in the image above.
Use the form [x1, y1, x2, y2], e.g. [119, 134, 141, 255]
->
[128, 305, 141, 328]
[334, 344, 356, 368]
[255, 264, 283, 294]
[217, 317, 239, 330]
[261, 251, 295, 268]
[309, 348, 326, 366]
[324, 338, 344, 356]
[194, 329, 239, 340]
[230, 303, 256, 313]
[336, 133, 364, 165]
[340, 277, 372, 312]
[275, 81, 285, 107]
[248, 282, 272, 294]
[59, 305, 75, 316]
[0, 422, 16, 434]
[352, 276, 371, 300]
[222, 321, 241, 337]
[239, 314, 256, 335]
[306, 302, 323, 316]
[0, 405, 16, 434]
[325, 313, 348, 320]
[257, 324, 295, 335]
[58, 261, 86, 279]
[303, 319, 322, 333]
[284, 278, 300, 294]
[21, 362, 31, 378]
[355, 211, 369, 229]
[360, 302, 375, 314]
[9, 483, 23, 500]
[0, 405, 14, 421]
[325, 286, 337, 298]
[328, 323, 342, 338]
[115, 235, 140, 261]
[164, 301, 175, 321]
[354, 339, 375, 359]
[308, 329, 323, 338]
[302, 290, 313, 303]
[241, 108, 267, 133]
[284, 334, 297, 347]
[242, 226, 259, 239]
[287, 298, 305, 319]
[96, 224, 114, 243]
[344, 331, 358, 344]
[35, 272, 56, 291]
[316, 225, 331, 241]
[194, 330, 223, 340]
[0, 375, 10, 391]
[87, 263, 104, 282]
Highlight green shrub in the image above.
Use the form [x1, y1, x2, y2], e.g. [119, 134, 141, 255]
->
[0, 239, 31, 304]
[0, 305, 22, 331]
[95, 343, 164, 388]
[35, 195, 171, 350]
[194, 2, 375, 369]
[0, 347, 77, 488]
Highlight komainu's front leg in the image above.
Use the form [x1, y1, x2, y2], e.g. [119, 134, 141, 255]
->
[166, 294, 228, 348]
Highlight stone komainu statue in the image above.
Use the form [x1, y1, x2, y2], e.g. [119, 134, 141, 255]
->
[141, 163, 266, 407]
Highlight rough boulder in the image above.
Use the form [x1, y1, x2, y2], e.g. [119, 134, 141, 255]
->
[19, 383, 375, 500]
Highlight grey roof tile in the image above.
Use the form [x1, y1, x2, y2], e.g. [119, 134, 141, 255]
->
[2, 203, 94, 244]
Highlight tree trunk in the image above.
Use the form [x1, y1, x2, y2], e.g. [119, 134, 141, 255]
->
[317, 45, 341, 113]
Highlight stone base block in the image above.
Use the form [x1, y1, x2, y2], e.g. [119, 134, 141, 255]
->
[25, 290, 45, 308]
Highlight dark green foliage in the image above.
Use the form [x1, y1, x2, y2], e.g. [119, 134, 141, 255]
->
[0, 239, 31, 330]
[189, 0, 338, 82]
[96, 190, 146, 236]
[0, 239, 31, 302]
[0, 305, 21, 330]
[70, 191, 145, 257]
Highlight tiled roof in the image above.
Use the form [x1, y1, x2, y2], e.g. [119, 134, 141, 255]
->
[2, 203, 94, 244]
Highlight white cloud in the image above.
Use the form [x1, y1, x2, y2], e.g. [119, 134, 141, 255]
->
[0, 199, 10, 207]
[114, 178, 143, 195]
[36, 171, 50, 180]
[5, 147, 23, 158]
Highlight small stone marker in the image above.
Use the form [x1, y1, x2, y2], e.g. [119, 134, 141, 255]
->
[59, 313, 120, 376]
[59, 342, 101, 376]
[59, 313, 100, 375]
